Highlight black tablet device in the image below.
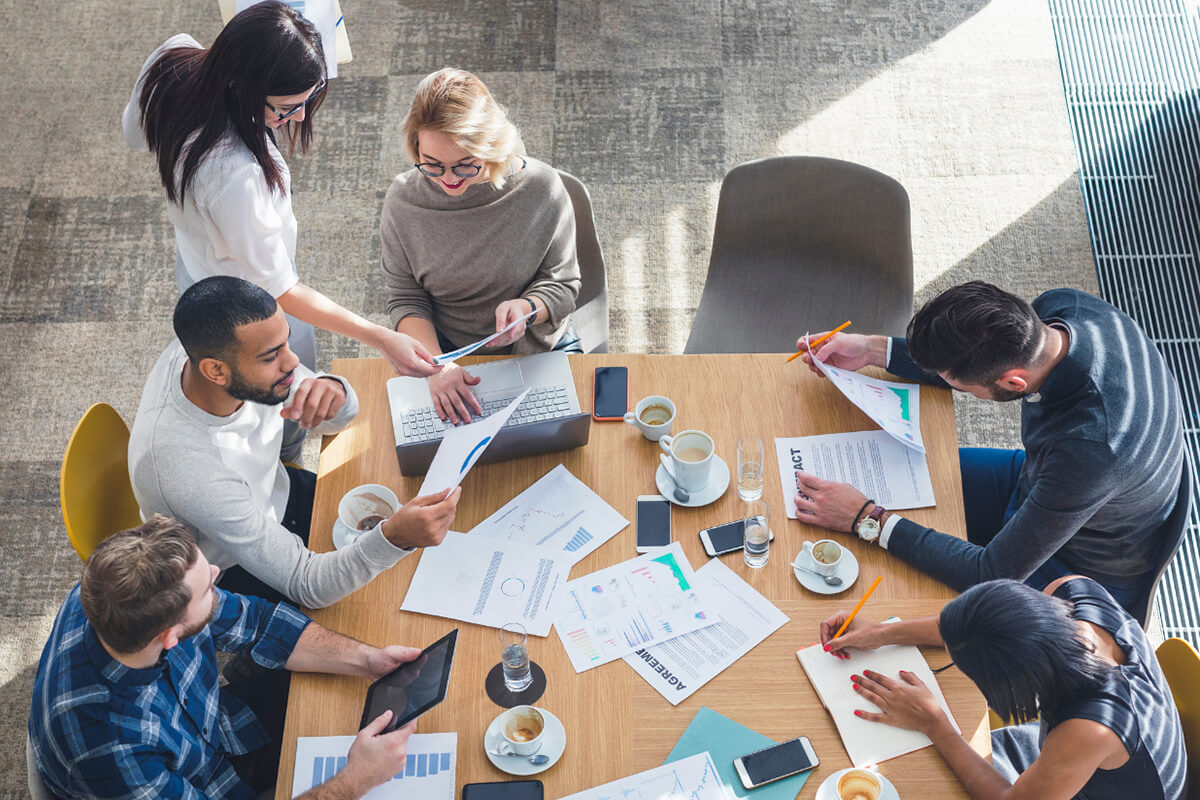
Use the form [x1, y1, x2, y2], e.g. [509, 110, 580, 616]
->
[360, 629, 458, 733]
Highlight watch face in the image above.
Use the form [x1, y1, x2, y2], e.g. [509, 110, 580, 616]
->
[858, 517, 880, 541]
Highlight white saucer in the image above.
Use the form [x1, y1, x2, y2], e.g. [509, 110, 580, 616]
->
[332, 519, 363, 551]
[815, 767, 900, 800]
[483, 707, 566, 776]
[655, 455, 731, 507]
[793, 547, 860, 595]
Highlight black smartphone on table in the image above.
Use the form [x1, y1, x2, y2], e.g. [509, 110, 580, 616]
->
[733, 736, 820, 789]
[635, 494, 672, 553]
[592, 366, 628, 420]
[699, 519, 775, 557]
[463, 779, 544, 800]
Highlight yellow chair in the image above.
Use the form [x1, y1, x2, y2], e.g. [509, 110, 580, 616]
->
[1157, 637, 1200, 797]
[59, 403, 142, 561]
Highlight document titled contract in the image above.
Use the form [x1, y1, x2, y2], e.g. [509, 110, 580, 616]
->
[776, 431, 935, 519]
[401, 531, 569, 636]
[808, 344, 925, 452]
[418, 389, 529, 495]
[623, 560, 788, 704]
[469, 464, 629, 566]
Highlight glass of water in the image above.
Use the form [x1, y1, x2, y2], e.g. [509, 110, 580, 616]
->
[499, 622, 532, 692]
[744, 500, 771, 568]
[737, 435, 765, 501]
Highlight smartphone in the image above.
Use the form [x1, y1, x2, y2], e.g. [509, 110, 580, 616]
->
[733, 737, 820, 789]
[699, 519, 774, 557]
[592, 366, 628, 421]
[635, 494, 672, 553]
[462, 779, 543, 800]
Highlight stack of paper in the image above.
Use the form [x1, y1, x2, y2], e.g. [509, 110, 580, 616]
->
[795, 643, 958, 766]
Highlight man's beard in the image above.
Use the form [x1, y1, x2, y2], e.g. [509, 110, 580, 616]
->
[227, 367, 292, 405]
[176, 602, 217, 642]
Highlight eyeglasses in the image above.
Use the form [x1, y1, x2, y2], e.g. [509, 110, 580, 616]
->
[414, 160, 483, 179]
[266, 79, 326, 122]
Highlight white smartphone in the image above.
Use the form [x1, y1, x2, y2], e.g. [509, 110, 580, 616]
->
[699, 519, 775, 557]
[635, 495, 672, 553]
[733, 736, 819, 789]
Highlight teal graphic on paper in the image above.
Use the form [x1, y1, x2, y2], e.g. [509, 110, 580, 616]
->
[665, 706, 811, 799]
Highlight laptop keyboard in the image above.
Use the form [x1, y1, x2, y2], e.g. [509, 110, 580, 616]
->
[399, 385, 573, 443]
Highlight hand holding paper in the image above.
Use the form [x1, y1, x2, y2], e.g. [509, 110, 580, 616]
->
[418, 389, 529, 495]
[434, 309, 538, 365]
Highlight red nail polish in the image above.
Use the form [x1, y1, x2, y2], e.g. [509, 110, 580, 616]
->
[823, 644, 832, 652]
[854, 710, 862, 717]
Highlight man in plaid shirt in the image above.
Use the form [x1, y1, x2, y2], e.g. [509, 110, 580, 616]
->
[29, 517, 424, 799]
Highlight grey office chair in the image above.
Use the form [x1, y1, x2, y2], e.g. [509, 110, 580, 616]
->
[557, 170, 609, 353]
[685, 156, 914, 354]
[27, 735, 61, 800]
[1131, 456, 1194, 628]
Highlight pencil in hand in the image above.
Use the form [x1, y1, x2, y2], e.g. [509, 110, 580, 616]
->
[786, 321, 851, 363]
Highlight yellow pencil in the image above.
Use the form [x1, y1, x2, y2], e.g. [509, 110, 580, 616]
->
[786, 320, 851, 363]
[832, 575, 882, 641]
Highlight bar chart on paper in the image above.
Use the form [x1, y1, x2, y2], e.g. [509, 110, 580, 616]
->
[292, 733, 457, 799]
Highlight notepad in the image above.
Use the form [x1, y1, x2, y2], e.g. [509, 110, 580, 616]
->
[796, 643, 958, 766]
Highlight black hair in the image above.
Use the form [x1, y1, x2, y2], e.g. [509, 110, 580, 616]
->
[174, 276, 278, 364]
[938, 580, 1113, 724]
[906, 281, 1043, 385]
[138, 1, 326, 205]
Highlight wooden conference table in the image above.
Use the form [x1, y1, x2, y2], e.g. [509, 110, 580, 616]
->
[276, 354, 990, 799]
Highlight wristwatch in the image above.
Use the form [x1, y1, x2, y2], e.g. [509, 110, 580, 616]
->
[856, 504, 886, 543]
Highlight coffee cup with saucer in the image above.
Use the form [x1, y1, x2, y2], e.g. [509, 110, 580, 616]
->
[815, 766, 900, 800]
[333, 484, 398, 550]
[655, 454, 730, 507]
[793, 540, 860, 594]
[483, 706, 566, 776]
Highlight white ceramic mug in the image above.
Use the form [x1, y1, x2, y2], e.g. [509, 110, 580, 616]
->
[499, 705, 545, 756]
[802, 539, 843, 577]
[658, 430, 714, 492]
[836, 767, 882, 800]
[336, 484, 398, 545]
[624, 395, 676, 441]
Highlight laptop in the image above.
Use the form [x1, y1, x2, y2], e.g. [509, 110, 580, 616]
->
[386, 351, 591, 475]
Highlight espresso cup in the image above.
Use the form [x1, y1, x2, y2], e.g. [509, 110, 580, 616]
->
[658, 430, 714, 492]
[500, 705, 545, 756]
[337, 484, 398, 543]
[801, 539, 843, 577]
[624, 395, 676, 441]
[836, 768, 882, 800]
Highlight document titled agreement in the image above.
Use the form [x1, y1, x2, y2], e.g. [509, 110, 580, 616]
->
[775, 431, 936, 520]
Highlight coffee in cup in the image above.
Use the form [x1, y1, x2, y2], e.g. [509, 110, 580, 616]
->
[500, 705, 545, 756]
[639, 404, 673, 425]
[624, 396, 676, 441]
[659, 430, 715, 492]
[837, 769, 882, 800]
[337, 484, 399, 545]
[801, 539, 843, 577]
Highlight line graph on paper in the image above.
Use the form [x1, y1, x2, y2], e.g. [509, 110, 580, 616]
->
[559, 751, 729, 800]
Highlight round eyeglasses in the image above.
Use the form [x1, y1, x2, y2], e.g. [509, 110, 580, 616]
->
[266, 79, 326, 122]
[414, 161, 483, 179]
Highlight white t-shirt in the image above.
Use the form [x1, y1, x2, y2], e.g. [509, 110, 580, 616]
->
[123, 34, 299, 298]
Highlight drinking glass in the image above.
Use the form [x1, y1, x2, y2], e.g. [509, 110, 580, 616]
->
[744, 499, 771, 568]
[499, 622, 532, 692]
[737, 436, 765, 501]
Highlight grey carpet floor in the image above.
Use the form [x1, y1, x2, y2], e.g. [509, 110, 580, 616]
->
[0, 0, 1096, 795]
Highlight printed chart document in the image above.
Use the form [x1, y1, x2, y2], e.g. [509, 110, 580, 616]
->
[623, 560, 788, 704]
[470, 464, 629, 566]
[553, 542, 717, 673]
[561, 751, 730, 800]
[776, 432, 935, 519]
[418, 389, 529, 495]
[796, 642, 958, 766]
[808, 344, 925, 452]
[292, 732, 456, 799]
[401, 531, 569, 636]
[433, 310, 538, 365]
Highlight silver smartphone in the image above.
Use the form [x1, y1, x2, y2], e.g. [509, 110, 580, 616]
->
[733, 736, 820, 789]
[635, 495, 672, 553]
[699, 519, 774, 557]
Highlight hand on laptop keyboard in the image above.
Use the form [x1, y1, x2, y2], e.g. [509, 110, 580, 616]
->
[428, 363, 483, 424]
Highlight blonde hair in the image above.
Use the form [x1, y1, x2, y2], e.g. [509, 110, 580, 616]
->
[403, 68, 524, 188]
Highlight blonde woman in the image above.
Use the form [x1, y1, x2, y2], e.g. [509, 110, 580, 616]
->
[380, 69, 581, 425]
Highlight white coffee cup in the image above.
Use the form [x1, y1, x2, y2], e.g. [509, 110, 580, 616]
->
[837, 767, 882, 800]
[658, 430, 714, 492]
[336, 484, 398, 545]
[499, 705, 545, 756]
[624, 395, 676, 441]
[802, 539, 843, 577]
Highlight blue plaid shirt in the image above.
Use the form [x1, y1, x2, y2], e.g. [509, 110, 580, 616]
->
[29, 585, 311, 799]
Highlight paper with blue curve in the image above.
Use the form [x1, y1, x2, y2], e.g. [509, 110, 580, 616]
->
[433, 309, 538, 365]
[665, 707, 810, 799]
[560, 751, 731, 800]
[418, 389, 529, 495]
[292, 732, 456, 799]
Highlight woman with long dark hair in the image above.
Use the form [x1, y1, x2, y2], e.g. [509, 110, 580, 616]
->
[123, 2, 436, 459]
[820, 577, 1185, 799]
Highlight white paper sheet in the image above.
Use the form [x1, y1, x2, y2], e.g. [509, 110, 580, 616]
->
[400, 531, 569, 636]
[236, 0, 339, 77]
[292, 732, 456, 799]
[552, 542, 717, 673]
[776, 431, 936, 519]
[560, 751, 731, 800]
[433, 310, 538, 365]
[469, 464, 629, 566]
[623, 559, 788, 704]
[418, 389, 529, 495]
[808, 342, 925, 452]
[796, 643, 958, 766]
